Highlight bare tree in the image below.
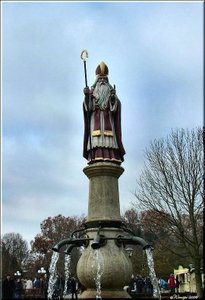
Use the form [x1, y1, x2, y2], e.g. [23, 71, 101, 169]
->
[2, 232, 29, 276]
[134, 128, 203, 297]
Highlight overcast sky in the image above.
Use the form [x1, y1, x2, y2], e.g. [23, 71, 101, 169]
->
[2, 1, 203, 247]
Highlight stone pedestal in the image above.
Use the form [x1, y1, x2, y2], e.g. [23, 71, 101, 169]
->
[77, 162, 132, 299]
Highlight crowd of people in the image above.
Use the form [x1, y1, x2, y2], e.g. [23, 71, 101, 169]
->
[2, 271, 181, 299]
[2, 273, 80, 299]
[127, 273, 181, 297]
[128, 274, 154, 296]
[2, 274, 25, 299]
[52, 274, 79, 299]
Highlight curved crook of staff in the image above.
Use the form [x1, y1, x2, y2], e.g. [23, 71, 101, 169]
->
[80, 49, 88, 87]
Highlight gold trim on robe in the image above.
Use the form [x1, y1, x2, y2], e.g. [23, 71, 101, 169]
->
[104, 130, 113, 136]
[94, 157, 121, 162]
[92, 130, 101, 136]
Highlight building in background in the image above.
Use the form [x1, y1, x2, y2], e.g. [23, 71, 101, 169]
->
[174, 265, 204, 294]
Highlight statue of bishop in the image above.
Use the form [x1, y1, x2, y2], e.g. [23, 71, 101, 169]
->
[83, 61, 125, 164]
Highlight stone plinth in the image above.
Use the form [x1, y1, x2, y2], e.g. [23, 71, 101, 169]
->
[83, 162, 124, 223]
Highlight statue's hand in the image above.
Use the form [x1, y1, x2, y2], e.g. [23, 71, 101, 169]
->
[110, 88, 116, 97]
[84, 87, 90, 96]
[110, 89, 116, 105]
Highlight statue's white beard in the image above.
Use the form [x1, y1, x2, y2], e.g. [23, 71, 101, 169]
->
[93, 82, 110, 109]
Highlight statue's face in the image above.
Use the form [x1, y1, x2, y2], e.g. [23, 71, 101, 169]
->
[97, 76, 108, 85]
[93, 76, 110, 108]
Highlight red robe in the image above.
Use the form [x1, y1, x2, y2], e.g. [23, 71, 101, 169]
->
[83, 94, 125, 163]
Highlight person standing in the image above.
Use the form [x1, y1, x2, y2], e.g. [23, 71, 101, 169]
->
[25, 278, 33, 289]
[158, 277, 167, 291]
[70, 277, 78, 299]
[144, 276, 153, 296]
[129, 274, 137, 293]
[136, 275, 145, 294]
[24, 278, 33, 299]
[175, 275, 180, 295]
[83, 61, 125, 164]
[168, 274, 176, 295]
[33, 276, 41, 289]
[39, 277, 45, 299]
[2, 274, 15, 299]
[43, 273, 49, 299]
[14, 277, 23, 299]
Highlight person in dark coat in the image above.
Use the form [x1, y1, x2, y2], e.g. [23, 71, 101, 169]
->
[175, 275, 180, 295]
[70, 277, 78, 299]
[33, 276, 41, 289]
[53, 273, 64, 300]
[2, 274, 15, 299]
[144, 276, 153, 296]
[136, 275, 145, 294]
[14, 278, 23, 299]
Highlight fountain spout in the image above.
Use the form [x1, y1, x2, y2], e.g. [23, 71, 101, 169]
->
[116, 235, 152, 250]
[91, 234, 106, 249]
[131, 236, 152, 250]
[52, 237, 91, 253]
[64, 244, 78, 255]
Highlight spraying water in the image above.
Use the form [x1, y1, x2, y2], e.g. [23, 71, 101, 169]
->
[80, 245, 85, 254]
[145, 247, 161, 299]
[92, 249, 104, 299]
[63, 254, 71, 296]
[47, 251, 59, 299]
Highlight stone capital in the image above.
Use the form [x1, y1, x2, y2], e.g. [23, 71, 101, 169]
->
[83, 162, 124, 179]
